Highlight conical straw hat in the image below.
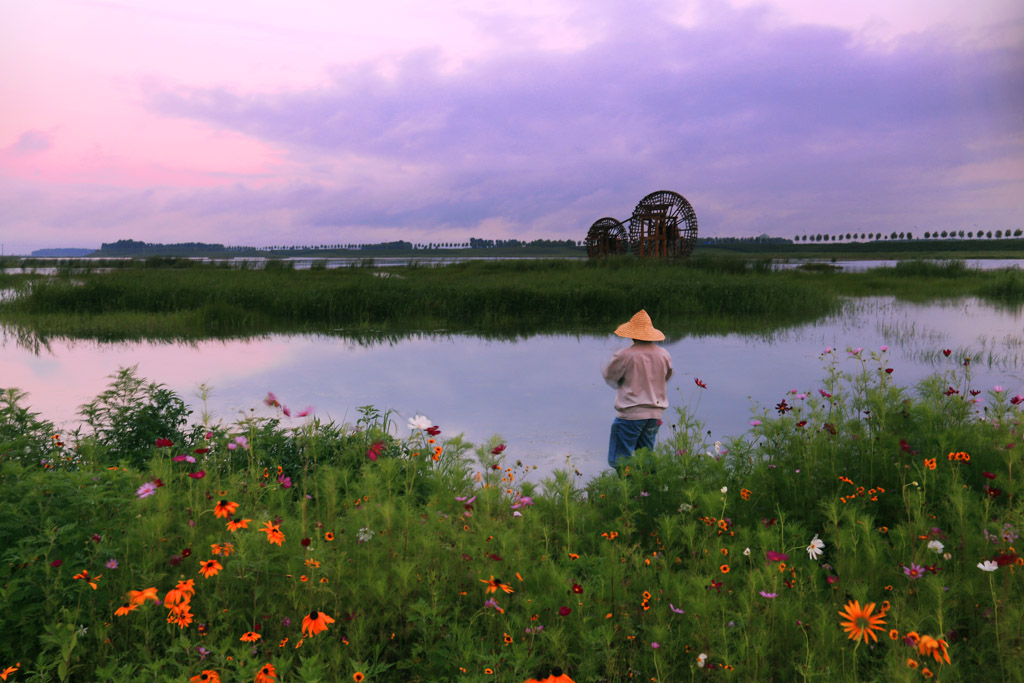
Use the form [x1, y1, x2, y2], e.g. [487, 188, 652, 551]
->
[613, 309, 664, 341]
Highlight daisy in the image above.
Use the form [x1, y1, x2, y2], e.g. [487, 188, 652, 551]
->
[838, 600, 887, 643]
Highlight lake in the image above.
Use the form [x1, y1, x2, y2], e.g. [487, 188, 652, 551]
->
[2, 296, 1022, 484]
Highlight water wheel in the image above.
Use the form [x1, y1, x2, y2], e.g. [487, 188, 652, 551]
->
[628, 190, 699, 258]
[585, 217, 629, 258]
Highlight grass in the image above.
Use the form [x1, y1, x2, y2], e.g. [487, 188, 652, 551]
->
[0, 352, 1022, 681]
[0, 256, 1021, 343]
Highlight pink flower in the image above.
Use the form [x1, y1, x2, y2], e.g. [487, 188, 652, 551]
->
[759, 591, 777, 599]
[297, 406, 314, 417]
[263, 391, 280, 407]
[136, 481, 158, 498]
[367, 441, 385, 461]
[766, 550, 788, 563]
[282, 405, 291, 417]
[278, 475, 292, 489]
[818, 389, 832, 398]
[105, 558, 118, 569]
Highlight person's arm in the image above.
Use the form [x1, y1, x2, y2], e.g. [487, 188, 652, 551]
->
[665, 352, 674, 381]
[602, 350, 626, 388]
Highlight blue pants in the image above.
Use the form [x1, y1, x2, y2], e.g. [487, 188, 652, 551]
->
[607, 417, 660, 468]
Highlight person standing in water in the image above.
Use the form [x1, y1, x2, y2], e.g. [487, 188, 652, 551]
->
[602, 310, 673, 469]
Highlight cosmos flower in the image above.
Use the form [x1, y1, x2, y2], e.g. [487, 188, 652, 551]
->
[807, 535, 825, 560]
[408, 414, 431, 430]
[977, 560, 999, 572]
[136, 482, 159, 499]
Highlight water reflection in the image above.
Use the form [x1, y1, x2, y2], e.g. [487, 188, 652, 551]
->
[2, 297, 1022, 484]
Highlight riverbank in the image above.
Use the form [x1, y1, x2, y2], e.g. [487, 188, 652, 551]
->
[1, 257, 1021, 342]
[1, 359, 1020, 681]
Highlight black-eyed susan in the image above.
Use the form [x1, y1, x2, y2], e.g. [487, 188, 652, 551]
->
[72, 569, 101, 590]
[165, 579, 195, 606]
[353, 673, 365, 683]
[189, 671, 220, 683]
[114, 603, 137, 616]
[198, 559, 223, 578]
[503, 632, 513, 644]
[261, 520, 286, 545]
[720, 564, 730, 573]
[240, 631, 262, 642]
[916, 634, 951, 665]
[227, 518, 252, 532]
[481, 576, 515, 594]
[324, 532, 335, 541]
[254, 663, 277, 683]
[838, 600, 886, 643]
[213, 500, 239, 518]
[127, 587, 159, 605]
[301, 610, 336, 637]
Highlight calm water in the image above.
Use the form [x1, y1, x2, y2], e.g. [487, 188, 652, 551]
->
[3, 297, 1022, 483]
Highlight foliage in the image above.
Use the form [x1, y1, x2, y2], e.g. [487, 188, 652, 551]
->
[0, 357, 1021, 681]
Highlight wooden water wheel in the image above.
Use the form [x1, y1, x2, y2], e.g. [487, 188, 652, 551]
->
[628, 190, 699, 259]
[585, 217, 629, 258]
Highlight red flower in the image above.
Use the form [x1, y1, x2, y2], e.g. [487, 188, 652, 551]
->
[366, 441, 384, 461]
[558, 606, 571, 616]
[982, 471, 997, 479]
[156, 438, 174, 448]
[885, 368, 894, 374]
[193, 448, 210, 454]
[775, 399, 791, 415]
[942, 349, 951, 357]
[425, 426, 441, 436]
[707, 579, 723, 593]
[694, 378, 707, 389]
[189, 471, 206, 479]
[492, 444, 506, 455]
[572, 583, 583, 594]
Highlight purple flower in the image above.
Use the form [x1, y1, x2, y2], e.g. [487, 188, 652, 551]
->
[483, 598, 503, 613]
[669, 603, 685, 614]
[903, 563, 925, 579]
[278, 475, 292, 489]
[136, 481, 158, 498]
[105, 558, 119, 569]
[749, 419, 762, 427]
[759, 591, 777, 599]
[651, 642, 660, 649]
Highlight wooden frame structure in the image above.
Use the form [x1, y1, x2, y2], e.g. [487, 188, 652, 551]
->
[584, 190, 699, 259]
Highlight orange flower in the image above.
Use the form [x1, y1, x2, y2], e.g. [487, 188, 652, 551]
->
[924, 458, 937, 470]
[127, 587, 159, 605]
[73, 569, 101, 590]
[214, 500, 239, 518]
[353, 673, 365, 683]
[198, 559, 223, 578]
[211, 542, 236, 556]
[261, 520, 286, 545]
[324, 532, 335, 541]
[165, 579, 196, 606]
[916, 635, 951, 665]
[114, 603, 138, 616]
[740, 488, 752, 500]
[240, 632, 262, 642]
[167, 605, 194, 628]
[189, 671, 221, 683]
[254, 663, 277, 683]
[720, 564, 730, 573]
[838, 599, 887, 643]
[481, 576, 515, 594]
[301, 610, 336, 637]
[227, 518, 253, 532]
[906, 659, 919, 669]
[922, 668, 934, 679]
[888, 629, 899, 641]
[1, 665, 20, 681]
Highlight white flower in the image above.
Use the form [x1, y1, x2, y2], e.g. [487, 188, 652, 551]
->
[720, 486, 728, 494]
[977, 560, 999, 572]
[806, 534, 825, 560]
[714, 441, 724, 455]
[408, 414, 431, 430]
[679, 503, 693, 512]
[743, 547, 751, 556]
[927, 540, 944, 554]
[942, 552, 951, 560]
[697, 653, 708, 668]
[357, 526, 375, 543]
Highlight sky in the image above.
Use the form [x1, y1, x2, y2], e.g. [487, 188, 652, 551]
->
[1, 0, 1022, 253]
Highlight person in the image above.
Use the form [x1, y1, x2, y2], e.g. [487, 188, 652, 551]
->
[602, 309, 673, 469]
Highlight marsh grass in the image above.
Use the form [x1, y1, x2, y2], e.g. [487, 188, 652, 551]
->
[1, 351, 1021, 681]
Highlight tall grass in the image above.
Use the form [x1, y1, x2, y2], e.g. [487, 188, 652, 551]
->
[1, 352, 1021, 681]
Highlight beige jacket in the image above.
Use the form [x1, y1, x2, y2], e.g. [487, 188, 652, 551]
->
[601, 342, 674, 419]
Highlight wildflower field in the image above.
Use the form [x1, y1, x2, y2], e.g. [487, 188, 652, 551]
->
[1, 348, 1021, 682]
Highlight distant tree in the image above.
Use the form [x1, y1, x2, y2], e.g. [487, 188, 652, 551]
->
[1015, 229, 1023, 237]
[907, 232, 913, 240]
[898, 232, 905, 239]
[890, 232, 898, 240]
[996, 230, 1003, 238]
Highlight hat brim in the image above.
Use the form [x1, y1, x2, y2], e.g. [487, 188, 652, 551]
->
[614, 322, 665, 342]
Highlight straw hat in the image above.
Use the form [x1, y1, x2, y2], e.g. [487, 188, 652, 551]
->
[614, 309, 665, 341]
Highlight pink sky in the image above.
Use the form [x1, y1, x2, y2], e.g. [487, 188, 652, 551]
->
[1, 0, 1022, 253]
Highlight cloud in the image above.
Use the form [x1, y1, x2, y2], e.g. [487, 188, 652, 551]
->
[6, 129, 53, 156]
[5, 0, 1023, 251]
